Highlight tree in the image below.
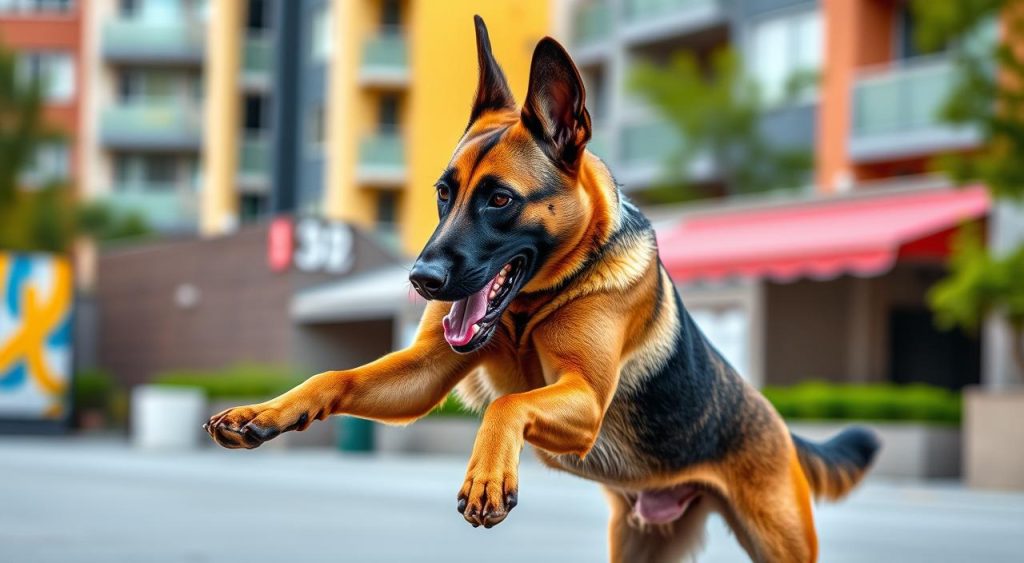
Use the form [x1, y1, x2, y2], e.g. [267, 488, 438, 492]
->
[0, 44, 147, 253]
[628, 48, 813, 202]
[916, 0, 1024, 377]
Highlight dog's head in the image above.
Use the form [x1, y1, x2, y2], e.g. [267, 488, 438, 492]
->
[409, 16, 596, 353]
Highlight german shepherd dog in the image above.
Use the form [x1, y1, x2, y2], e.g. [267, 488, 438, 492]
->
[206, 17, 879, 562]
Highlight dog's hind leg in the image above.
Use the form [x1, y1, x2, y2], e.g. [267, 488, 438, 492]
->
[721, 449, 819, 563]
[604, 487, 714, 563]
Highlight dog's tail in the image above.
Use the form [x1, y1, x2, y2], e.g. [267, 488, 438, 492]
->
[792, 426, 880, 501]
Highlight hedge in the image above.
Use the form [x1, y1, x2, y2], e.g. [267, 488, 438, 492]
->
[762, 381, 961, 425]
[152, 364, 301, 400]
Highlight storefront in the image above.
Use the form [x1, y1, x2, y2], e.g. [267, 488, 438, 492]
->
[656, 185, 990, 390]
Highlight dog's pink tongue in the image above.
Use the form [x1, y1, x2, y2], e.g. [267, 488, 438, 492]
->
[635, 486, 699, 524]
[442, 285, 489, 347]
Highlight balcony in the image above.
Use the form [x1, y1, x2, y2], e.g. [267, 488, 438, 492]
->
[616, 117, 715, 189]
[238, 135, 271, 191]
[100, 101, 202, 151]
[851, 56, 980, 162]
[360, 29, 409, 87]
[357, 131, 405, 186]
[621, 0, 725, 45]
[242, 35, 273, 88]
[99, 188, 197, 232]
[102, 20, 204, 64]
[588, 128, 611, 161]
[573, 1, 612, 61]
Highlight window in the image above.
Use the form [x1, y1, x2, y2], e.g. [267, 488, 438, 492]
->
[18, 52, 75, 103]
[381, 0, 401, 28]
[748, 9, 822, 105]
[307, 104, 326, 150]
[311, 3, 332, 61]
[0, 0, 74, 12]
[240, 193, 268, 222]
[243, 94, 267, 133]
[114, 154, 181, 190]
[378, 94, 399, 132]
[246, 0, 268, 32]
[376, 192, 397, 228]
[21, 142, 69, 186]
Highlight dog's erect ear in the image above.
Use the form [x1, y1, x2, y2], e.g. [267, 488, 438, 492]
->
[521, 37, 592, 172]
[469, 15, 515, 125]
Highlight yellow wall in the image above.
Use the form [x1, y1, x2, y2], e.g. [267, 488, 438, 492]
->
[199, 0, 243, 236]
[403, 0, 550, 255]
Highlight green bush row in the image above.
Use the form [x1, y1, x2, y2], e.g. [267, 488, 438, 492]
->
[153, 364, 301, 400]
[762, 381, 961, 425]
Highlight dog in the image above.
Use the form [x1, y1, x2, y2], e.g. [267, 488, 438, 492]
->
[206, 16, 880, 562]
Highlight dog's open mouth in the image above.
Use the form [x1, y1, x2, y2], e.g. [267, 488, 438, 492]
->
[442, 256, 527, 352]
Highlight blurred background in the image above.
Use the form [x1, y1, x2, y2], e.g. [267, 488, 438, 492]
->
[1, 0, 1023, 561]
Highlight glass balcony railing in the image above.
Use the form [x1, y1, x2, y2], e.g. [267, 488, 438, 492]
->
[620, 119, 683, 166]
[588, 129, 610, 160]
[243, 35, 273, 78]
[358, 132, 405, 180]
[100, 101, 202, 149]
[100, 188, 196, 231]
[624, 0, 717, 24]
[102, 19, 204, 63]
[574, 1, 612, 47]
[239, 136, 270, 179]
[852, 57, 958, 138]
[361, 30, 408, 81]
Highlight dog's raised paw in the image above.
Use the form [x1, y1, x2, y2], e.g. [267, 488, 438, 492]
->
[205, 403, 307, 449]
[457, 472, 519, 528]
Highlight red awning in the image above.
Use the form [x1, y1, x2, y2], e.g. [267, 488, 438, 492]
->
[656, 186, 990, 283]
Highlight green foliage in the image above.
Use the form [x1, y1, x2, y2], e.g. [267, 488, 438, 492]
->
[77, 200, 152, 242]
[153, 364, 302, 400]
[912, 1, 1024, 373]
[628, 48, 813, 201]
[762, 381, 962, 425]
[429, 393, 478, 418]
[0, 42, 150, 252]
[74, 368, 119, 412]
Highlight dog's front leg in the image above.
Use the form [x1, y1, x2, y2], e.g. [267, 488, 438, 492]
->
[458, 311, 624, 528]
[206, 304, 478, 449]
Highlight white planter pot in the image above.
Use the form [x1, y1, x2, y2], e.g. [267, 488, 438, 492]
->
[376, 417, 480, 456]
[131, 385, 205, 450]
[788, 421, 961, 479]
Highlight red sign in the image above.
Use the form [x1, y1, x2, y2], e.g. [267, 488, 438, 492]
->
[267, 217, 294, 272]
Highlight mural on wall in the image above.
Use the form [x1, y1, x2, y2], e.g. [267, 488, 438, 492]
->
[0, 253, 73, 420]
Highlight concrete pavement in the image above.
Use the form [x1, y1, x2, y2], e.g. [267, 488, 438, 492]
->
[1, 437, 1022, 562]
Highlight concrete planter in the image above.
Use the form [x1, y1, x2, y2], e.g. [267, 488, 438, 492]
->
[131, 385, 205, 450]
[207, 398, 335, 448]
[376, 417, 480, 456]
[788, 421, 961, 479]
[964, 387, 1024, 490]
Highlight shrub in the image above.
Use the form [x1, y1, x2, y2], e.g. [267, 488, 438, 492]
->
[74, 369, 117, 411]
[430, 393, 478, 418]
[152, 364, 301, 400]
[762, 381, 961, 425]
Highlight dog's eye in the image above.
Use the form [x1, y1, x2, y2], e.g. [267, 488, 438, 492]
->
[489, 193, 511, 208]
[437, 185, 450, 203]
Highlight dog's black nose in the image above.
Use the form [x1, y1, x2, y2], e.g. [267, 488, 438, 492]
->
[409, 261, 447, 299]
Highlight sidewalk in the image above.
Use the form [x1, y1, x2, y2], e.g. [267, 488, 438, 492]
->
[1, 437, 1022, 562]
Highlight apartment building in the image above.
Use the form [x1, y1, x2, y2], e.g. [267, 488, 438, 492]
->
[565, 0, 993, 390]
[78, 0, 273, 234]
[0, 0, 83, 191]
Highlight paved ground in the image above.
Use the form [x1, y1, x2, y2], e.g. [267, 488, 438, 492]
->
[1, 437, 1022, 562]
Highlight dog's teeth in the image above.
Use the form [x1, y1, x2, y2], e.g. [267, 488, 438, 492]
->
[489, 290, 496, 299]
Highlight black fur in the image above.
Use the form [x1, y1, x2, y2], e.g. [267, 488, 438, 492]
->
[792, 427, 881, 482]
